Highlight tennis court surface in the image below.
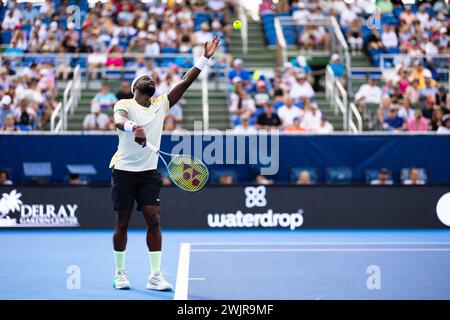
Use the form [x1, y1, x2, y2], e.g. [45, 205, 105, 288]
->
[1, 229, 450, 300]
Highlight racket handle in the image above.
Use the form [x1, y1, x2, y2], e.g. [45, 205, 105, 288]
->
[146, 143, 159, 154]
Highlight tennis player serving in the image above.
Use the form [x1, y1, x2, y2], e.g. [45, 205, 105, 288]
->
[109, 36, 220, 290]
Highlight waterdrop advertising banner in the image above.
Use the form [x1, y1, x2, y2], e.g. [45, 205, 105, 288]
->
[0, 185, 449, 229]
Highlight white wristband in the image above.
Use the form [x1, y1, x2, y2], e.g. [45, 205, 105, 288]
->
[124, 120, 137, 133]
[195, 56, 210, 71]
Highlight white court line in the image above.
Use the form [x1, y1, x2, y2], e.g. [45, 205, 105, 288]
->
[174, 243, 191, 300]
[189, 277, 206, 281]
[191, 248, 450, 252]
[189, 242, 450, 245]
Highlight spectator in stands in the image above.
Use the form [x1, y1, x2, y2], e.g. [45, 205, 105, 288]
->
[403, 167, 426, 185]
[398, 98, 415, 120]
[253, 80, 271, 109]
[115, 81, 134, 100]
[422, 95, 437, 120]
[296, 170, 312, 185]
[255, 175, 274, 185]
[1, 9, 19, 31]
[375, 95, 392, 130]
[193, 22, 213, 59]
[365, 28, 384, 58]
[0, 170, 13, 185]
[256, 103, 282, 130]
[0, 114, 19, 132]
[301, 102, 322, 132]
[10, 26, 28, 52]
[316, 114, 334, 134]
[168, 101, 183, 124]
[228, 59, 251, 85]
[381, 24, 399, 51]
[382, 107, 404, 131]
[370, 168, 393, 185]
[290, 55, 312, 80]
[233, 115, 257, 134]
[355, 75, 382, 110]
[347, 19, 363, 52]
[406, 109, 429, 132]
[14, 99, 37, 130]
[289, 73, 315, 103]
[400, 5, 417, 27]
[292, 2, 309, 25]
[420, 76, 438, 98]
[328, 54, 345, 82]
[92, 83, 117, 111]
[278, 96, 303, 127]
[404, 79, 421, 105]
[431, 108, 444, 131]
[69, 174, 82, 185]
[437, 114, 450, 134]
[340, 2, 358, 31]
[0, 95, 14, 125]
[83, 103, 110, 131]
[162, 114, 178, 132]
[230, 84, 256, 122]
[259, 0, 275, 14]
[106, 39, 124, 68]
[218, 173, 234, 185]
[284, 116, 306, 133]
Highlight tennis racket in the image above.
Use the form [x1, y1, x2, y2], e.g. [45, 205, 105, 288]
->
[147, 143, 209, 192]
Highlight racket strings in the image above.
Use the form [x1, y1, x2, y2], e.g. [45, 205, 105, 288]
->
[167, 155, 209, 192]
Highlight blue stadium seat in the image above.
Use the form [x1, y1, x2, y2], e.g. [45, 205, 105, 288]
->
[326, 167, 353, 184]
[0, 31, 12, 44]
[290, 167, 319, 184]
[23, 162, 53, 178]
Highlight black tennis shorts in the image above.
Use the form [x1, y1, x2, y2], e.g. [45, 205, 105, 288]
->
[111, 168, 162, 211]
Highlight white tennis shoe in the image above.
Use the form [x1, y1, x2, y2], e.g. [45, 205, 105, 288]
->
[146, 271, 173, 291]
[113, 270, 130, 290]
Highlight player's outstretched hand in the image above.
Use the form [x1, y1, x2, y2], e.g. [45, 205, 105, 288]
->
[133, 126, 146, 147]
[204, 36, 220, 58]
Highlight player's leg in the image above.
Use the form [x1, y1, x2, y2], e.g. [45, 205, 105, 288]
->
[111, 169, 136, 289]
[141, 205, 172, 291]
[136, 170, 172, 291]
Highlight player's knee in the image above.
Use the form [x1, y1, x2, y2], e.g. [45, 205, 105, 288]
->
[115, 214, 130, 231]
[147, 212, 161, 230]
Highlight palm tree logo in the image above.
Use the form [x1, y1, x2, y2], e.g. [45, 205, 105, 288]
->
[0, 190, 23, 219]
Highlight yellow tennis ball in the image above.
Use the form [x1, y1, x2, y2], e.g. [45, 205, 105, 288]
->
[233, 20, 242, 30]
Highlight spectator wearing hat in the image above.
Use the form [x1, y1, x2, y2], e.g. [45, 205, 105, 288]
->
[228, 59, 251, 84]
[437, 114, 450, 134]
[289, 73, 315, 103]
[355, 75, 382, 107]
[406, 109, 429, 132]
[83, 102, 110, 131]
[370, 168, 394, 185]
[290, 55, 312, 82]
[278, 96, 303, 127]
[301, 102, 322, 132]
[403, 167, 426, 185]
[328, 53, 345, 81]
[284, 116, 307, 133]
[233, 115, 257, 134]
[382, 106, 404, 131]
[256, 103, 282, 130]
[0, 95, 14, 125]
[316, 114, 334, 134]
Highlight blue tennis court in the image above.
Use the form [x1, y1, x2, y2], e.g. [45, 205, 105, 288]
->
[1, 230, 450, 300]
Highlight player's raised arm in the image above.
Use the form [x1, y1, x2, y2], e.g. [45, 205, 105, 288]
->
[114, 110, 147, 147]
[167, 36, 220, 108]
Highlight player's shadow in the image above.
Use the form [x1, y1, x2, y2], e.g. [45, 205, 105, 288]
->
[128, 287, 174, 299]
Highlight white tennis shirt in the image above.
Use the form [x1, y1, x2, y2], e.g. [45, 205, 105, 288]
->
[109, 95, 169, 172]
